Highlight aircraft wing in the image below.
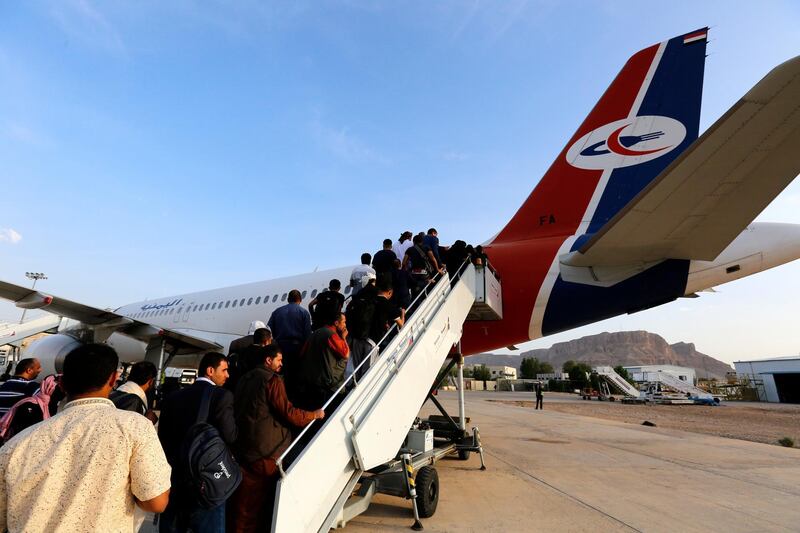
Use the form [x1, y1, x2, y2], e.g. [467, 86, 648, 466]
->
[0, 315, 63, 346]
[0, 280, 221, 355]
[565, 55, 800, 269]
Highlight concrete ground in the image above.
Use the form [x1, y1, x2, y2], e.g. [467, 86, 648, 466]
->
[343, 391, 800, 533]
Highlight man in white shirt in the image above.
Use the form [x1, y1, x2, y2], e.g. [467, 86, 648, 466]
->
[392, 231, 413, 262]
[350, 253, 376, 297]
[0, 343, 171, 533]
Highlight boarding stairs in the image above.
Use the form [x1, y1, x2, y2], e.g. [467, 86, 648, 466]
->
[272, 263, 501, 532]
[647, 371, 712, 400]
[594, 366, 642, 399]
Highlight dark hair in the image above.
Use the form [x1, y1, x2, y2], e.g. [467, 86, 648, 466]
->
[254, 327, 272, 345]
[413, 234, 424, 245]
[264, 344, 281, 361]
[360, 253, 371, 265]
[62, 344, 119, 396]
[326, 312, 346, 327]
[377, 278, 393, 292]
[427, 228, 437, 235]
[127, 361, 157, 386]
[329, 279, 341, 291]
[383, 238, 393, 248]
[198, 352, 227, 377]
[15, 358, 38, 376]
[288, 289, 302, 303]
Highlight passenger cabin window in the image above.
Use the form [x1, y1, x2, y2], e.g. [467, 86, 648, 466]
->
[281, 293, 287, 302]
[212, 303, 217, 310]
[311, 289, 318, 298]
[272, 295, 278, 303]
[255, 297, 261, 305]
[169, 309, 174, 315]
[240, 298, 245, 306]
[301, 290, 307, 299]
[225, 301, 230, 308]
[345, 286, 352, 295]
[232, 300, 238, 307]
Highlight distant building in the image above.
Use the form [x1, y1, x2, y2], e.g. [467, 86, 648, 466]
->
[623, 365, 696, 385]
[466, 364, 517, 380]
[536, 372, 569, 381]
[734, 357, 800, 403]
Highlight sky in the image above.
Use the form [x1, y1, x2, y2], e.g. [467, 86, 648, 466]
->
[1, 1, 799, 365]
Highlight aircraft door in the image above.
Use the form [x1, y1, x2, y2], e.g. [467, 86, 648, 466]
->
[183, 302, 194, 323]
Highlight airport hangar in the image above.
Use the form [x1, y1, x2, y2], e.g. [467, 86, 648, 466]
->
[734, 356, 800, 403]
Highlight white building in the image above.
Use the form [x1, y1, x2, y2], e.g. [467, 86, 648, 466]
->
[467, 364, 517, 380]
[623, 364, 696, 385]
[734, 356, 800, 403]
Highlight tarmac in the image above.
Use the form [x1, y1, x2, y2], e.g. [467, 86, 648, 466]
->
[343, 391, 800, 533]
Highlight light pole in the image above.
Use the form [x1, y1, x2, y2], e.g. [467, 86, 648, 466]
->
[19, 272, 47, 324]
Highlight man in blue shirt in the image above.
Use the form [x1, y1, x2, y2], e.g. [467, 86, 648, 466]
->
[0, 358, 41, 416]
[268, 290, 312, 395]
[423, 228, 442, 266]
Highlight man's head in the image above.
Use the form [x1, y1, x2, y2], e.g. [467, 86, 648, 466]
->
[254, 327, 272, 346]
[198, 352, 229, 386]
[413, 233, 424, 246]
[62, 344, 119, 399]
[400, 231, 412, 243]
[127, 361, 158, 393]
[329, 279, 341, 292]
[360, 253, 372, 265]
[427, 228, 438, 237]
[332, 312, 347, 337]
[262, 344, 283, 373]
[382, 239, 393, 250]
[377, 279, 393, 297]
[15, 358, 41, 380]
[288, 289, 302, 304]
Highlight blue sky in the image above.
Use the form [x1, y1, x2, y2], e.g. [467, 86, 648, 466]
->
[1, 1, 799, 364]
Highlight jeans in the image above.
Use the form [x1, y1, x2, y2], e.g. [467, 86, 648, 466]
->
[158, 499, 225, 533]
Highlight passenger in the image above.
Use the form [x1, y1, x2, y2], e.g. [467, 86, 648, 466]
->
[0, 344, 171, 532]
[446, 240, 469, 275]
[473, 244, 488, 267]
[349, 253, 376, 297]
[0, 358, 42, 416]
[0, 374, 58, 444]
[535, 382, 543, 410]
[267, 289, 312, 392]
[370, 279, 405, 353]
[423, 228, 443, 267]
[296, 312, 349, 411]
[402, 233, 443, 299]
[231, 345, 323, 533]
[345, 282, 378, 381]
[308, 279, 345, 331]
[228, 327, 272, 393]
[372, 239, 398, 287]
[392, 231, 414, 262]
[228, 320, 269, 358]
[390, 258, 412, 309]
[110, 361, 158, 423]
[158, 352, 237, 533]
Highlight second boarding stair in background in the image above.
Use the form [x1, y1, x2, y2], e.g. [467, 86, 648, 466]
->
[594, 366, 642, 399]
[646, 370, 713, 400]
[272, 262, 501, 532]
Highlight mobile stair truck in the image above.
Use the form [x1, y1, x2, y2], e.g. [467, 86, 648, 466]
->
[271, 262, 503, 532]
[593, 366, 645, 403]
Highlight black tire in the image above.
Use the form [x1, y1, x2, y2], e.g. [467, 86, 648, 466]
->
[415, 466, 439, 518]
[457, 448, 470, 460]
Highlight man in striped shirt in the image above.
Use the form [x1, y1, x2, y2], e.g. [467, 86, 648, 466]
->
[0, 359, 41, 416]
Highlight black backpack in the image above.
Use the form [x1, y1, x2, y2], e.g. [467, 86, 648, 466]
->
[313, 290, 343, 325]
[346, 287, 377, 339]
[179, 387, 242, 509]
[109, 390, 146, 416]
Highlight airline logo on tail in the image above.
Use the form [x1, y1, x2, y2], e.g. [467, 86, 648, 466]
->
[566, 115, 686, 170]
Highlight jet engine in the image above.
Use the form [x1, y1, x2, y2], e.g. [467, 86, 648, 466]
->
[23, 333, 83, 376]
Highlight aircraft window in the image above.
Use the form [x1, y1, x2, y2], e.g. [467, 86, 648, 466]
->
[219, 301, 224, 308]
[247, 298, 253, 306]
[345, 286, 352, 295]
[169, 309, 174, 315]
[232, 300, 238, 308]
[272, 295, 278, 302]
[158, 310, 163, 316]
[301, 290, 307, 299]
[240, 298, 246, 306]
[280, 293, 287, 302]
[193, 305, 199, 312]
[225, 301, 230, 308]
[311, 289, 318, 298]
[177, 307, 183, 315]
[255, 297, 261, 305]
[211, 303, 216, 310]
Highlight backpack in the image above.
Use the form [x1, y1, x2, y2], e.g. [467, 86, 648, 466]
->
[313, 290, 343, 326]
[179, 387, 242, 509]
[346, 287, 377, 339]
[109, 390, 146, 416]
[410, 245, 434, 275]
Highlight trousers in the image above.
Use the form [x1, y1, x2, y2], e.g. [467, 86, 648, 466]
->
[229, 457, 279, 533]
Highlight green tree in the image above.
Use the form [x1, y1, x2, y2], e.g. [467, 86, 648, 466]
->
[472, 365, 492, 381]
[567, 362, 592, 388]
[520, 357, 555, 379]
[463, 366, 474, 378]
[614, 365, 635, 385]
[562, 360, 576, 373]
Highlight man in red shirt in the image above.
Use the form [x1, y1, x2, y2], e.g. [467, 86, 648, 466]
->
[296, 312, 350, 412]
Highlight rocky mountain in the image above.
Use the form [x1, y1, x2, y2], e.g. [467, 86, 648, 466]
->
[467, 331, 732, 380]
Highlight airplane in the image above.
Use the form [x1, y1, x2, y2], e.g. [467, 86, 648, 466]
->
[2, 27, 800, 377]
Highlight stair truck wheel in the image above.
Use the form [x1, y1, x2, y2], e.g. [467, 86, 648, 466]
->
[415, 466, 439, 518]
[457, 448, 471, 460]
